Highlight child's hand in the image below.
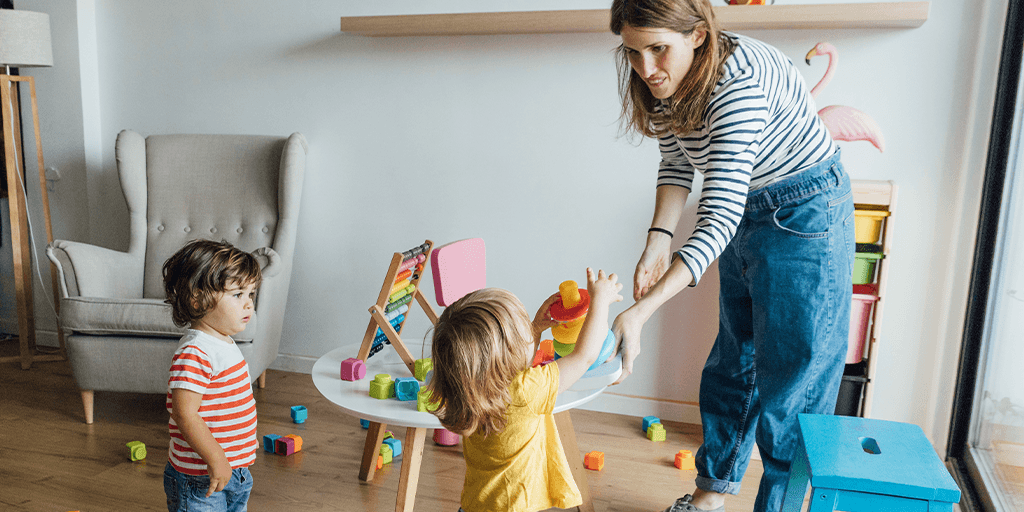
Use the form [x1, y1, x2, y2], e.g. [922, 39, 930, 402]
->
[532, 292, 562, 341]
[206, 458, 233, 497]
[587, 268, 623, 306]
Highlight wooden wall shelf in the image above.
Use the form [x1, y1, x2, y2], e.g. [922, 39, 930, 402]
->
[339, 2, 929, 37]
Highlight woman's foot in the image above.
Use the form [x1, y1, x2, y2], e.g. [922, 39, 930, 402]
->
[663, 491, 727, 512]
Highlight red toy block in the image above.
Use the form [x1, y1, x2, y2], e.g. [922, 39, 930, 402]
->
[341, 357, 367, 381]
[675, 449, 695, 470]
[584, 451, 604, 471]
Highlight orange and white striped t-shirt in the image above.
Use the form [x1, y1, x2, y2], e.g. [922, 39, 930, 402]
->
[167, 329, 258, 476]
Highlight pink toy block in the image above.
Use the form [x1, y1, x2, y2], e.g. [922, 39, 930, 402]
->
[433, 428, 460, 446]
[340, 358, 367, 381]
[431, 238, 486, 306]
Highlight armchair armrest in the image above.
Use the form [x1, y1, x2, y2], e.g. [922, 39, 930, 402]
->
[252, 246, 282, 278]
[46, 240, 144, 299]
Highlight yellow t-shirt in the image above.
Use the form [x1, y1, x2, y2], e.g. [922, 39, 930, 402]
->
[460, 363, 582, 512]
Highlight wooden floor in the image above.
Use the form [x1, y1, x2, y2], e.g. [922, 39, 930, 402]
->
[0, 345, 763, 512]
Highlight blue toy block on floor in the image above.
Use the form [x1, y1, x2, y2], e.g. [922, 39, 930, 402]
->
[642, 415, 660, 433]
[780, 414, 961, 512]
[360, 419, 370, 429]
[290, 405, 307, 424]
[263, 434, 281, 453]
[383, 437, 402, 458]
[394, 377, 420, 401]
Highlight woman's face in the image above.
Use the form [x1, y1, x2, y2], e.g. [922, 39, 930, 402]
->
[620, 24, 707, 99]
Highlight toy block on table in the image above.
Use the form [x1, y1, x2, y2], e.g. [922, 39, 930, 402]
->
[414, 357, 433, 381]
[395, 377, 420, 401]
[380, 444, 393, 465]
[431, 238, 486, 306]
[383, 437, 402, 458]
[584, 451, 604, 471]
[675, 450, 695, 470]
[369, 374, 394, 399]
[263, 434, 282, 453]
[290, 405, 307, 424]
[126, 440, 147, 461]
[340, 357, 367, 381]
[417, 389, 440, 412]
[647, 422, 666, 442]
[434, 428, 460, 446]
[642, 415, 661, 433]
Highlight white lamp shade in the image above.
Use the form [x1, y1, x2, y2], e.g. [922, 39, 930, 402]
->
[0, 9, 53, 68]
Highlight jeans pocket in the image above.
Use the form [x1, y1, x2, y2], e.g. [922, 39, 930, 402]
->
[771, 194, 829, 239]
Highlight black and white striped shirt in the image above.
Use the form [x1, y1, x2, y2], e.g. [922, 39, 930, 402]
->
[657, 33, 836, 284]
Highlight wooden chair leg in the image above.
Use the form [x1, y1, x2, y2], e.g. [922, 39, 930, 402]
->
[257, 371, 266, 389]
[81, 390, 94, 424]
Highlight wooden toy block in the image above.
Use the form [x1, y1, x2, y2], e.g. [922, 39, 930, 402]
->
[675, 450, 695, 470]
[380, 444, 393, 465]
[642, 415, 661, 433]
[360, 419, 370, 429]
[126, 440, 147, 461]
[584, 451, 604, 471]
[263, 434, 281, 453]
[290, 405, 307, 424]
[647, 422, 666, 442]
[383, 437, 402, 458]
[369, 374, 394, 399]
[340, 357, 367, 381]
[275, 436, 296, 455]
[433, 428, 460, 446]
[395, 377, 420, 401]
[414, 358, 433, 381]
[417, 389, 440, 412]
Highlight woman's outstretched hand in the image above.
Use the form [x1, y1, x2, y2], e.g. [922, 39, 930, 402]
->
[634, 236, 672, 300]
[610, 305, 646, 385]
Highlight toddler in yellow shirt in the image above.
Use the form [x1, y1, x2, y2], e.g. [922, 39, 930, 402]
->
[427, 268, 623, 512]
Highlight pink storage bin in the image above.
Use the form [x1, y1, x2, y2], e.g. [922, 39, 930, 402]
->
[848, 285, 879, 364]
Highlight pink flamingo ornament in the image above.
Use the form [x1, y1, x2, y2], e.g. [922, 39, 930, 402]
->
[806, 42, 886, 153]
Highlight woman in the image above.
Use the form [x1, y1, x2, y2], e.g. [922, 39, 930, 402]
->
[607, 1, 855, 511]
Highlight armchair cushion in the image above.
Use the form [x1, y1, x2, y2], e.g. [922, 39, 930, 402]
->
[60, 296, 257, 342]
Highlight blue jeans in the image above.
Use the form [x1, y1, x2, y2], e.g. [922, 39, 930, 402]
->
[694, 151, 854, 512]
[164, 462, 253, 512]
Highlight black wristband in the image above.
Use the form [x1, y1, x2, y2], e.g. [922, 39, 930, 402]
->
[648, 227, 674, 238]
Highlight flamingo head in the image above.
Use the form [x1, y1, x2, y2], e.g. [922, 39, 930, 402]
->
[805, 41, 837, 65]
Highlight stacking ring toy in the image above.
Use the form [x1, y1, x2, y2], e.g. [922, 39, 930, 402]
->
[549, 280, 589, 322]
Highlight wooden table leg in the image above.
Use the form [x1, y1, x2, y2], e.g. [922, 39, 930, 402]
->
[554, 410, 594, 512]
[359, 421, 388, 482]
[395, 426, 426, 512]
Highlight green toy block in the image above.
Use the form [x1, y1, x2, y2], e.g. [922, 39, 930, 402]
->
[417, 389, 440, 412]
[647, 422, 666, 442]
[126, 440, 147, 461]
[379, 444, 393, 465]
[369, 374, 394, 400]
[414, 358, 433, 381]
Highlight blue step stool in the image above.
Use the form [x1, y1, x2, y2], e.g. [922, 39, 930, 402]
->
[781, 414, 961, 512]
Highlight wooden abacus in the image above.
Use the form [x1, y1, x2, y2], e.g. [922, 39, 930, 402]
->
[357, 240, 439, 374]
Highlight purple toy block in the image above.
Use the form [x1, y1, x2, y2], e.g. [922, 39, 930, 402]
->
[433, 428, 460, 446]
[275, 436, 296, 456]
[341, 358, 367, 381]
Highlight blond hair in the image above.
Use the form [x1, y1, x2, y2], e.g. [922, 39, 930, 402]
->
[427, 288, 534, 437]
[610, 0, 738, 137]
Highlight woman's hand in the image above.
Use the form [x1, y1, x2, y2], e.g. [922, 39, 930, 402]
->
[532, 292, 562, 343]
[634, 234, 673, 300]
[611, 304, 648, 385]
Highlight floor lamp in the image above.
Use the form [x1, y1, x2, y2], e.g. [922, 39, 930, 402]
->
[0, 8, 65, 369]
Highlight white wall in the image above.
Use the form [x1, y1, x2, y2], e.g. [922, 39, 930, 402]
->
[3, 0, 1010, 447]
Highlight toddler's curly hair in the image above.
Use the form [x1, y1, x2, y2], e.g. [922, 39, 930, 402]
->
[162, 239, 262, 327]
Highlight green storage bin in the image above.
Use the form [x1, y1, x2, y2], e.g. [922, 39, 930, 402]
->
[853, 252, 883, 284]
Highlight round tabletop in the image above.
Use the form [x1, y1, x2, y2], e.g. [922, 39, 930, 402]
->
[312, 343, 620, 429]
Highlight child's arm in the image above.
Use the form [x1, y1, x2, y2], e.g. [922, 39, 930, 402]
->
[555, 268, 623, 395]
[171, 389, 233, 497]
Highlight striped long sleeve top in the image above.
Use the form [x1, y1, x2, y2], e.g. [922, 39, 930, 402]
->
[167, 329, 258, 476]
[657, 33, 836, 284]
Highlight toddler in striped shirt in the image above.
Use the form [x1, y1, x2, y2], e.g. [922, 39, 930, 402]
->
[162, 239, 262, 512]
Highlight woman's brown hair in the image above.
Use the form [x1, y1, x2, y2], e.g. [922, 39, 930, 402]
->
[610, 0, 737, 137]
[426, 288, 534, 437]
[162, 239, 262, 327]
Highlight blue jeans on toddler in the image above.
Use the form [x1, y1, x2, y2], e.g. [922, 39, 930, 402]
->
[693, 151, 854, 512]
[164, 462, 253, 512]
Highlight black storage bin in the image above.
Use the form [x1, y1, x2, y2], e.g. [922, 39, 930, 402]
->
[835, 361, 868, 416]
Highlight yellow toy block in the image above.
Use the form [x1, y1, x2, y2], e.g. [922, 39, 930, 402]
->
[126, 440, 147, 461]
[414, 358, 433, 381]
[369, 374, 394, 399]
[647, 422, 666, 442]
[380, 444, 393, 465]
[417, 389, 440, 412]
[584, 451, 604, 471]
[675, 450, 695, 470]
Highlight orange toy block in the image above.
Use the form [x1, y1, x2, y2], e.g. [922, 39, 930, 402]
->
[584, 451, 604, 471]
[675, 450, 695, 470]
[532, 339, 555, 367]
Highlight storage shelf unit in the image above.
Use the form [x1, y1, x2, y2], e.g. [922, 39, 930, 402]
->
[851, 179, 897, 418]
[339, 2, 929, 37]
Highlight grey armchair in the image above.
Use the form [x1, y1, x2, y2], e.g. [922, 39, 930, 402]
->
[46, 130, 307, 423]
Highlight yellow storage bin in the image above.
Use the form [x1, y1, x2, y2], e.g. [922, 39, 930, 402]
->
[854, 209, 890, 244]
